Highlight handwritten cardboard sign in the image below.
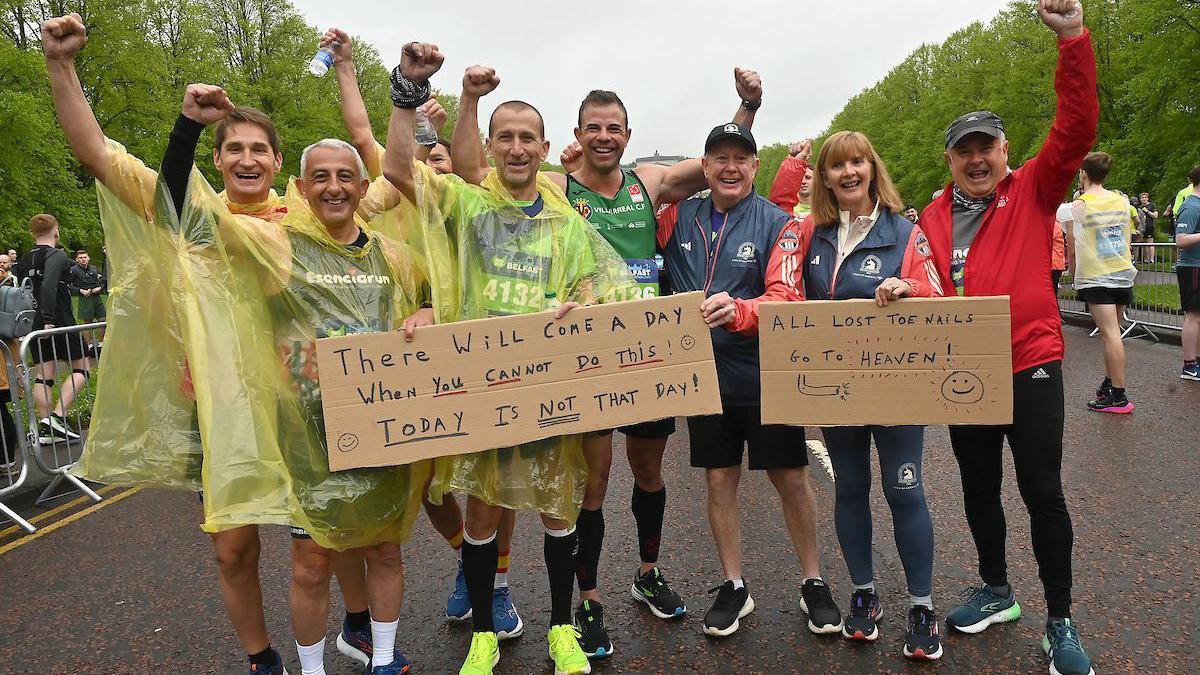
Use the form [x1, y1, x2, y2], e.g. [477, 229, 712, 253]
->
[760, 297, 1013, 426]
[317, 292, 722, 470]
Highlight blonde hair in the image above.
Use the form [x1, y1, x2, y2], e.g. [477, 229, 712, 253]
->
[811, 131, 904, 225]
[29, 213, 59, 238]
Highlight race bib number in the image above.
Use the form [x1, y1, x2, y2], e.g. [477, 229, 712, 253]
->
[480, 249, 550, 315]
[1096, 225, 1125, 259]
[617, 257, 660, 301]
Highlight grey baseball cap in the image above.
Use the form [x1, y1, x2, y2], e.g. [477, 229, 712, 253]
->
[945, 111, 1005, 148]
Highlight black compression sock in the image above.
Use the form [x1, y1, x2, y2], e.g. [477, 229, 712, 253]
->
[462, 537, 499, 632]
[545, 528, 578, 626]
[574, 507, 604, 592]
[345, 608, 370, 631]
[631, 486, 666, 564]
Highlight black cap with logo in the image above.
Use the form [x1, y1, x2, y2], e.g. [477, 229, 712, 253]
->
[945, 111, 1005, 149]
[705, 122, 757, 155]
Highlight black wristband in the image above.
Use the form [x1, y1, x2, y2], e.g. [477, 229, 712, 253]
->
[390, 65, 431, 109]
[740, 98, 762, 112]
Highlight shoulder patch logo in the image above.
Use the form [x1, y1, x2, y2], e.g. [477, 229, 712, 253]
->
[997, 195, 1009, 209]
[778, 229, 800, 252]
[914, 232, 931, 257]
[627, 184, 644, 203]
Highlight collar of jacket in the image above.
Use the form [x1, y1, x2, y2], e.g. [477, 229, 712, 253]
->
[813, 208, 903, 250]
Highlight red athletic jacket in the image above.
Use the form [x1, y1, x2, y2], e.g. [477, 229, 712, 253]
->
[768, 156, 811, 215]
[920, 30, 1098, 373]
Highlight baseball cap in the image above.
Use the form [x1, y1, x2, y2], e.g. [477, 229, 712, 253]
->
[704, 122, 757, 155]
[945, 111, 1005, 149]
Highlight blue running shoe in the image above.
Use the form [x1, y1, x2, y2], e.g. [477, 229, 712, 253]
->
[248, 660, 287, 675]
[336, 616, 373, 667]
[1043, 618, 1094, 675]
[946, 584, 1021, 634]
[447, 558, 472, 620]
[369, 651, 411, 675]
[492, 585, 524, 640]
[1182, 364, 1200, 381]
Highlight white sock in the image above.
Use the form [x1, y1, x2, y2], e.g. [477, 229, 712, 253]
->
[370, 619, 399, 667]
[730, 578, 745, 590]
[463, 530, 497, 546]
[494, 571, 509, 589]
[295, 639, 326, 675]
[910, 594, 933, 610]
[854, 581, 876, 593]
[543, 525, 576, 537]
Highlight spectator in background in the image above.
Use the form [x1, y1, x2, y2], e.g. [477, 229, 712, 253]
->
[5, 248, 16, 261]
[767, 139, 814, 217]
[1174, 165, 1200, 381]
[0, 253, 13, 284]
[1054, 190, 1079, 290]
[68, 248, 105, 354]
[0, 253, 15, 470]
[1137, 192, 1159, 263]
[904, 204, 920, 224]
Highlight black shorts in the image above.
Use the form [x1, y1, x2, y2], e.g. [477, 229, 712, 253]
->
[29, 331, 87, 365]
[1077, 286, 1133, 306]
[1179, 267, 1200, 312]
[77, 298, 106, 323]
[687, 406, 807, 470]
[593, 417, 676, 439]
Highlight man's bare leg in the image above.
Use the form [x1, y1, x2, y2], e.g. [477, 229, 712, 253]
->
[767, 467, 821, 579]
[705, 466, 743, 580]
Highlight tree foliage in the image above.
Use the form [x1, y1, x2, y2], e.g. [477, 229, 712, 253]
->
[0, 0, 456, 253]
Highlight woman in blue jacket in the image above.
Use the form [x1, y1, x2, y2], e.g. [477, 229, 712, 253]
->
[804, 131, 945, 660]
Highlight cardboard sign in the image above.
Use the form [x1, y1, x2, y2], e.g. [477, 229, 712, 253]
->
[760, 297, 1013, 426]
[317, 292, 722, 470]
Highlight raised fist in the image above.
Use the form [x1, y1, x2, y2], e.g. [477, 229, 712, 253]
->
[734, 67, 762, 104]
[462, 65, 500, 98]
[320, 27, 353, 64]
[419, 98, 448, 131]
[1038, 0, 1084, 38]
[41, 13, 87, 61]
[789, 139, 813, 162]
[182, 84, 235, 126]
[560, 141, 584, 173]
[401, 42, 444, 83]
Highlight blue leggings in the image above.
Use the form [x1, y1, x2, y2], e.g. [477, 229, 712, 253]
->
[822, 425, 934, 597]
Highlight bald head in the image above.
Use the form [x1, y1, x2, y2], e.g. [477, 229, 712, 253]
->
[488, 100, 545, 139]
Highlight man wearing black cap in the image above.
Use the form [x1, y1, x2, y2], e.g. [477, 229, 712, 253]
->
[655, 122, 841, 638]
[918, 2, 1098, 675]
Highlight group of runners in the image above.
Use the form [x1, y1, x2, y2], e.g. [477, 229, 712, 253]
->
[40, 1, 1105, 674]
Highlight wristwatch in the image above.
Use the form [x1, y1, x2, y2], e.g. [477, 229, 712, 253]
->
[740, 99, 762, 112]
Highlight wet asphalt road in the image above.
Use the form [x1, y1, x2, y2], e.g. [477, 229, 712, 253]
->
[0, 324, 1196, 674]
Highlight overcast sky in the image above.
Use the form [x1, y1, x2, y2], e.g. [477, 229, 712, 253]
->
[293, 0, 1016, 160]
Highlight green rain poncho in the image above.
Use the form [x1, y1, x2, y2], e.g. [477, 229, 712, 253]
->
[403, 162, 637, 523]
[73, 139, 431, 550]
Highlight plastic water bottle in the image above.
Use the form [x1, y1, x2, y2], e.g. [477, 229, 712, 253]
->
[308, 45, 336, 77]
[415, 107, 439, 145]
[544, 290, 560, 312]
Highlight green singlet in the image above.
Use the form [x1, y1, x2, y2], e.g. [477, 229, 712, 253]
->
[567, 170, 659, 299]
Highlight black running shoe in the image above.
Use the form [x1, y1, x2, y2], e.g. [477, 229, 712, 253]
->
[842, 589, 882, 641]
[1094, 378, 1111, 400]
[800, 579, 843, 634]
[574, 599, 613, 659]
[703, 580, 754, 637]
[904, 605, 943, 660]
[631, 567, 686, 619]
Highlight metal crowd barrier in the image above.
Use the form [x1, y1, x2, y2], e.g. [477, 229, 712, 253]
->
[1057, 242, 1183, 340]
[0, 323, 106, 534]
[0, 339, 33, 532]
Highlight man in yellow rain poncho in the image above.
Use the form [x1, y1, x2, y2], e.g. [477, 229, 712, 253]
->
[41, 14, 424, 675]
[380, 46, 635, 675]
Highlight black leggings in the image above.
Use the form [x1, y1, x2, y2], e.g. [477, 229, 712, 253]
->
[949, 361, 1074, 618]
[1, 391, 18, 465]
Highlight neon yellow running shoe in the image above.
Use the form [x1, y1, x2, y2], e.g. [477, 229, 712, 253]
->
[547, 624, 592, 675]
[459, 631, 499, 675]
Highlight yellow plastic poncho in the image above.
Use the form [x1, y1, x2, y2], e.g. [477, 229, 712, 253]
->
[404, 162, 636, 522]
[74, 140, 430, 550]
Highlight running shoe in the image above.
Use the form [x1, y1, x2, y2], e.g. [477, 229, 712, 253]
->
[702, 580, 754, 637]
[45, 414, 80, 440]
[248, 658, 287, 675]
[492, 586, 524, 640]
[369, 652, 411, 675]
[946, 584, 1021, 633]
[1042, 618, 1095, 675]
[459, 632, 499, 675]
[335, 616, 372, 667]
[1181, 364, 1200, 381]
[447, 558, 472, 620]
[547, 624, 592, 675]
[1087, 390, 1134, 414]
[37, 418, 69, 445]
[1093, 378, 1111, 399]
[574, 600, 612, 658]
[631, 567, 686, 619]
[904, 605, 943, 660]
[842, 589, 882, 641]
[799, 578, 843, 634]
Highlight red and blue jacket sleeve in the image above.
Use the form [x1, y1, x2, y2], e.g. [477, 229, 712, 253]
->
[729, 216, 810, 336]
[768, 156, 809, 214]
[656, 201, 680, 250]
[899, 225, 944, 298]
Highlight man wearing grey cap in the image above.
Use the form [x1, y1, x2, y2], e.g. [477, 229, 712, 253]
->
[655, 122, 842, 638]
[919, 2, 1098, 675]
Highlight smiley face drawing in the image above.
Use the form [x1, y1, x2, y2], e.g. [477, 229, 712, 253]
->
[337, 433, 360, 453]
[941, 371, 985, 404]
[680, 334, 696, 351]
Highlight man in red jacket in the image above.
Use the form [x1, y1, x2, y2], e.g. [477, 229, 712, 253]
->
[918, 2, 1097, 675]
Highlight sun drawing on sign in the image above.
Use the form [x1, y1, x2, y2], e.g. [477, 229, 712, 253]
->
[935, 365, 993, 418]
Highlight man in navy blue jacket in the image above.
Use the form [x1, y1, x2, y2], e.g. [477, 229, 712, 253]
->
[655, 123, 842, 638]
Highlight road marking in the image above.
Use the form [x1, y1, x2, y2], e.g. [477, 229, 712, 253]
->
[0, 484, 123, 538]
[806, 439, 835, 481]
[0, 487, 142, 557]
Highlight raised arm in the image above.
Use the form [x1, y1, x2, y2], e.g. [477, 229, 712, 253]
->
[450, 66, 500, 185]
[768, 140, 813, 213]
[325, 28, 383, 178]
[160, 85, 235, 219]
[382, 41, 444, 203]
[642, 66, 763, 206]
[42, 14, 109, 185]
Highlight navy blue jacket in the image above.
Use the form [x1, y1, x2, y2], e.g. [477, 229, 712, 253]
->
[803, 209, 942, 301]
[657, 192, 804, 406]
